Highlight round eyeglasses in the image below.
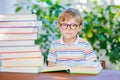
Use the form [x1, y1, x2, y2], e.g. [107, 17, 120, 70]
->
[60, 23, 79, 30]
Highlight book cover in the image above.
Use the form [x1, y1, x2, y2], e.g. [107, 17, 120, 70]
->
[2, 57, 43, 67]
[0, 40, 35, 47]
[0, 21, 42, 27]
[0, 32, 37, 40]
[0, 27, 37, 34]
[0, 45, 40, 53]
[0, 66, 43, 73]
[0, 51, 42, 59]
[69, 61, 102, 74]
[0, 14, 37, 21]
[41, 62, 102, 74]
[41, 64, 68, 72]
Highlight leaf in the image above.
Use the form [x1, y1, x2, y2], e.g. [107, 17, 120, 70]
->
[36, 0, 45, 2]
[15, 6, 22, 12]
[46, 0, 53, 5]
[87, 31, 93, 38]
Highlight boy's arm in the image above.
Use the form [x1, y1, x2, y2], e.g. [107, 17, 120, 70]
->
[85, 42, 97, 62]
[47, 43, 57, 65]
[48, 61, 55, 65]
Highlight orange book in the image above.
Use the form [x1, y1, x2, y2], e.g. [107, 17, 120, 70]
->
[1, 51, 42, 59]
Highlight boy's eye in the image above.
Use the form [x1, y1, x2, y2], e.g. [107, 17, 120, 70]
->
[62, 23, 67, 27]
[70, 24, 77, 27]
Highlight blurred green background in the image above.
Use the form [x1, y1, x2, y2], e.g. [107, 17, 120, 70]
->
[15, 0, 120, 70]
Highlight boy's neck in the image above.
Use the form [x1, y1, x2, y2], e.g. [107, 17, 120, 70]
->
[63, 36, 77, 45]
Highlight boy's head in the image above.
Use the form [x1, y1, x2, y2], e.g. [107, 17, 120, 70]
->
[58, 8, 83, 39]
[58, 8, 83, 26]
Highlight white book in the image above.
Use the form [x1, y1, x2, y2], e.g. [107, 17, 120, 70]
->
[0, 14, 37, 21]
[0, 21, 42, 27]
[0, 66, 43, 73]
[1, 51, 42, 59]
[0, 27, 37, 33]
[0, 32, 37, 40]
[0, 40, 35, 47]
[2, 57, 43, 67]
[0, 45, 40, 53]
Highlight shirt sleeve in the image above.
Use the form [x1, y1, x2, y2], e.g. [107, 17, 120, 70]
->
[47, 42, 57, 62]
[84, 42, 97, 61]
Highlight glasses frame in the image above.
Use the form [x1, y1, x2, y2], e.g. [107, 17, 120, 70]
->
[59, 23, 79, 30]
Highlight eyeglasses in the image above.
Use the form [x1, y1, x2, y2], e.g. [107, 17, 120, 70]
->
[60, 23, 79, 30]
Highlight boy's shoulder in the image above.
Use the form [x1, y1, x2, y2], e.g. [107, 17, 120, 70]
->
[78, 37, 89, 43]
[51, 39, 61, 45]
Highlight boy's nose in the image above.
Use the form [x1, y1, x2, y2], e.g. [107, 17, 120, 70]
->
[66, 26, 71, 30]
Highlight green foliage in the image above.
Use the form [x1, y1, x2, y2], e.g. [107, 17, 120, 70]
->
[81, 4, 120, 63]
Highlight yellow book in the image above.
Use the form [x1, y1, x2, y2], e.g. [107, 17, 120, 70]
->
[41, 61, 102, 74]
[2, 57, 43, 67]
[0, 66, 43, 73]
[1, 51, 42, 59]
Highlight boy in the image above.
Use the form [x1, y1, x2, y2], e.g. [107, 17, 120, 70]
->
[47, 8, 97, 65]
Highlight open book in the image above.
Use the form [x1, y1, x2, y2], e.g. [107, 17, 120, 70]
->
[41, 61, 102, 74]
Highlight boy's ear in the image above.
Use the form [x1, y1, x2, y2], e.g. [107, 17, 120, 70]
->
[78, 25, 83, 34]
[79, 25, 83, 30]
[58, 24, 61, 28]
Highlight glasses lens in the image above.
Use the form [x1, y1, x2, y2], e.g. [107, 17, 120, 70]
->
[70, 24, 77, 29]
[61, 23, 67, 29]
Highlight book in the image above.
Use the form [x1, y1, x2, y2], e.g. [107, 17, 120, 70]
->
[1, 57, 43, 67]
[0, 40, 35, 47]
[0, 45, 40, 53]
[41, 61, 102, 74]
[0, 27, 37, 34]
[0, 32, 37, 40]
[0, 21, 42, 27]
[0, 14, 37, 21]
[0, 51, 42, 59]
[0, 66, 43, 73]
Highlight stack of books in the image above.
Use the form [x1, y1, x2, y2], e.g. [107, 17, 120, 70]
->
[0, 14, 44, 73]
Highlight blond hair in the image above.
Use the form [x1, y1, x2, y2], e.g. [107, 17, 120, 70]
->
[58, 8, 83, 26]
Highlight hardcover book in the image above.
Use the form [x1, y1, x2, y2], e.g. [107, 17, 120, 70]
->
[0, 40, 35, 47]
[0, 21, 42, 27]
[0, 14, 37, 21]
[0, 27, 37, 34]
[0, 32, 37, 40]
[0, 51, 42, 59]
[2, 57, 43, 67]
[0, 66, 43, 73]
[0, 45, 40, 53]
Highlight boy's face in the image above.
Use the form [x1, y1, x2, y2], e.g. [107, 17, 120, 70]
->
[58, 18, 82, 39]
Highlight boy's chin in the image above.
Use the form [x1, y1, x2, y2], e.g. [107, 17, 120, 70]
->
[63, 35, 73, 39]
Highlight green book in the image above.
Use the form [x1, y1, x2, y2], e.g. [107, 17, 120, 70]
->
[41, 61, 102, 74]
